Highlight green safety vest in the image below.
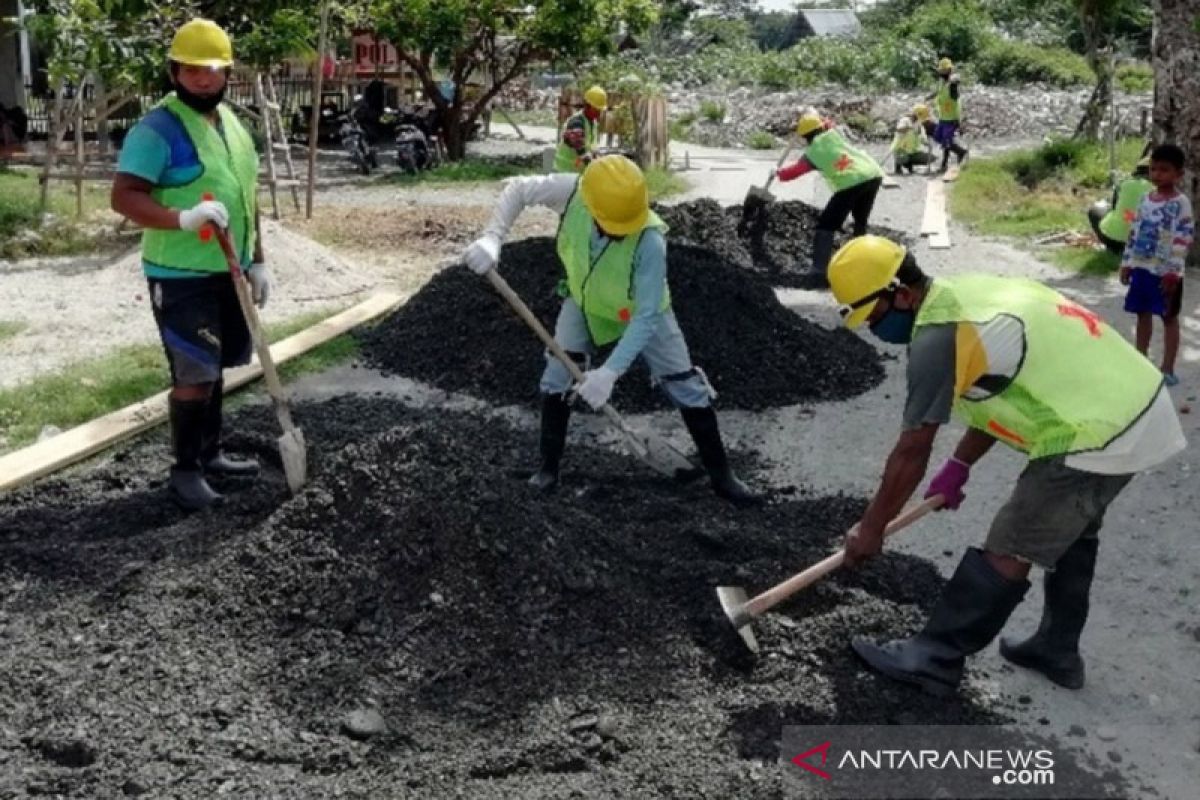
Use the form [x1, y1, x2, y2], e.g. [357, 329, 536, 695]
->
[936, 80, 961, 122]
[805, 128, 883, 193]
[141, 94, 259, 272]
[893, 128, 922, 156]
[556, 188, 670, 346]
[1099, 176, 1153, 242]
[554, 112, 597, 173]
[914, 275, 1162, 459]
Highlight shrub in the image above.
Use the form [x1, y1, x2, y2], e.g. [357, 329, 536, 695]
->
[901, 1, 993, 64]
[0, 172, 40, 241]
[1115, 62, 1153, 93]
[699, 99, 726, 122]
[747, 130, 776, 150]
[974, 38, 1092, 88]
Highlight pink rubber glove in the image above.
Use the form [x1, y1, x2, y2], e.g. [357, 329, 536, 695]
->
[925, 457, 970, 510]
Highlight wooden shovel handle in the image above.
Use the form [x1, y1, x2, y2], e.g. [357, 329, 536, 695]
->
[743, 494, 945, 618]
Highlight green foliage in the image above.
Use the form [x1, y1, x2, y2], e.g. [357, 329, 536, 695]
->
[644, 166, 689, 200]
[895, 0, 994, 64]
[0, 170, 116, 259]
[382, 159, 539, 185]
[747, 130, 776, 150]
[699, 99, 725, 122]
[236, 8, 317, 69]
[1115, 62, 1153, 93]
[0, 321, 26, 343]
[669, 111, 696, 142]
[974, 38, 1093, 87]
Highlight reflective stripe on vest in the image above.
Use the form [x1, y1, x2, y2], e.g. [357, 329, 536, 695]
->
[804, 128, 883, 193]
[936, 81, 961, 122]
[555, 189, 670, 346]
[141, 95, 259, 273]
[554, 113, 597, 173]
[1099, 177, 1153, 242]
[914, 275, 1162, 458]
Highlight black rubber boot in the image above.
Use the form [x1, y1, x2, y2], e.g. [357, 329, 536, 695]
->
[999, 537, 1097, 689]
[200, 379, 259, 478]
[939, 148, 951, 173]
[169, 396, 224, 511]
[953, 143, 969, 165]
[679, 406, 762, 508]
[812, 229, 836, 274]
[529, 393, 571, 492]
[852, 548, 1030, 696]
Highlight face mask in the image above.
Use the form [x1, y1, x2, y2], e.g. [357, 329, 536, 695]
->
[175, 81, 226, 114]
[869, 305, 916, 344]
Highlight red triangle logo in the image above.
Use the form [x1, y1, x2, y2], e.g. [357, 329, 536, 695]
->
[791, 740, 833, 780]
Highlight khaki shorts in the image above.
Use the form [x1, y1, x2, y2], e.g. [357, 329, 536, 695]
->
[985, 456, 1132, 569]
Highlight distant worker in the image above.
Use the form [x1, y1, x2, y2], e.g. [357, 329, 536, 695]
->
[110, 19, 268, 511]
[927, 57, 969, 172]
[829, 236, 1185, 697]
[888, 117, 934, 176]
[1088, 156, 1152, 256]
[555, 85, 607, 173]
[911, 103, 937, 142]
[776, 110, 884, 273]
[1119, 143, 1194, 387]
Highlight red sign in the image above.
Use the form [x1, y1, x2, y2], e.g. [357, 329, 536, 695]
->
[352, 31, 400, 75]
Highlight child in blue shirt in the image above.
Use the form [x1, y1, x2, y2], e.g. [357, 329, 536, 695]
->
[1120, 144, 1194, 386]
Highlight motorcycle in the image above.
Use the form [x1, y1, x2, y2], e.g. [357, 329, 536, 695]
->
[339, 111, 378, 176]
[395, 123, 438, 175]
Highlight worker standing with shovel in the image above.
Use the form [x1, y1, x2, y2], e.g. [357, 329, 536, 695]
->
[462, 156, 761, 507]
[111, 19, 269, 511]
[827, 236, 1185, 696]
[774, 110, 884, 275]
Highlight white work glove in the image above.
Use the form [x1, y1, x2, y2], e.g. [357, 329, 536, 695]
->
[245, 262, 273, 308]
[576, 366, 618, 410]
[464, 233, 501, 275]
[178, 200, 229, 232]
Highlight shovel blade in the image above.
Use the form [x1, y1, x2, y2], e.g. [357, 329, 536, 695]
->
[716, 585, 758, 653]
[616, 422, 696, 479]
[278, 427, 308, 493]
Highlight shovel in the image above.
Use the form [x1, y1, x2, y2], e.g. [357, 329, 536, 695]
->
[483, 269, 698, 480]
[738, 140, 795, 236]
[213, 226, 308, 493]
[717, 495, 945, 653]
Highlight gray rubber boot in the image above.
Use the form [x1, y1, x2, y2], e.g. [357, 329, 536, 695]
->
[852, 548, 1030, 696]
[999, 537, 1097, 689]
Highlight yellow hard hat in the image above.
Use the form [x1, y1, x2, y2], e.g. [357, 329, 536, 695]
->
[937, 57, 953, 73]
[796, 111, 823, 137]
[169, 19, 233, 68]
[580, 156, 649, 237]
[584, 85, 608, 110]
[913, 103, 930, 120]
[827, 236, 907, 329]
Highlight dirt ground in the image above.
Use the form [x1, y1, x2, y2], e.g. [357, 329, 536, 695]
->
[0, 132, 1196, 797]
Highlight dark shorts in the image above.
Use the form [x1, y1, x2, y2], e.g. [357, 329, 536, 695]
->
[1124, 267, 1183, 319]
[985, 457, 1132, 569]
[933, 121, 959, 148]
[149, 274, 252, 387]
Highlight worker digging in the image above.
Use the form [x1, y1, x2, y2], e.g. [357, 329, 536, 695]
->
[110, 19, 269, 511]
[828, 235, 1185, 696]
[775, 108, 885, 274]
[462, 155, 761, 507]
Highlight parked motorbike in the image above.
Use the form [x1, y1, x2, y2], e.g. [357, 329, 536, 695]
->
[395, 123, 438, 175]
[339, 112, 378, 175]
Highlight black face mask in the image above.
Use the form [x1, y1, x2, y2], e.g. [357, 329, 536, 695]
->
[174, 81, 226, 114]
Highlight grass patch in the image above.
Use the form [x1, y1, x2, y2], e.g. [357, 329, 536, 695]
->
[645, 167, 690, 201]
[747, 130, 776, 150]
[382, 159, 539, 186]
[950, 138, 1146, 272]
[0, 168, 118, 259]
[699, 100, 726, 123]
[497, 109, 558, 128]
[1115, 62, 1154, 94]
[670, 111, 698, 143]
[0, 308, 359, 452]
[0, 320, 27, 342]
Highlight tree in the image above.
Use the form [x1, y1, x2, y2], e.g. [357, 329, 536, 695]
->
[367, 0, 656, 160]
[1151, 0, 1200, 266]
[1072, 0, 1147, 140]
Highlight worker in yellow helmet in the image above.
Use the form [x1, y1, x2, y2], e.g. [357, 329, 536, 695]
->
[110, 19, 267, 510]
[461, 156, 761, 507]
[888, 116, 934, 176]
[926, 57, 969, 171]
[775, 109, 884, 274]
[826, 236, 1184, 696]
[555, 85, 607, 173]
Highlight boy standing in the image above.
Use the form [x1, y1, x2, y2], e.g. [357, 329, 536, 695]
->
[1120, 144, 1193, 386]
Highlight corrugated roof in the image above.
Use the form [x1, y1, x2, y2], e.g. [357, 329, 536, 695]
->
[797, 8, 862, 37]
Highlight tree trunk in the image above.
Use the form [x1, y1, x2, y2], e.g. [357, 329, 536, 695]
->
[1074, 6, 1110, 141]
[1151, 0, 1200, 266]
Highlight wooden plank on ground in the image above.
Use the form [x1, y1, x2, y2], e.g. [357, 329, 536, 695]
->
[0, 290, 403, 494]
[920, 178, 946, 235]
[928, 229, 952, 249]
[943, 165, 961, 182]
[882, 174, 900, 189]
